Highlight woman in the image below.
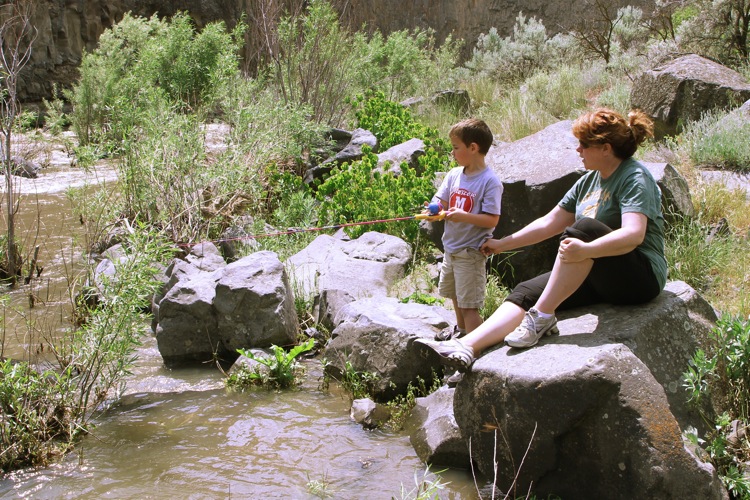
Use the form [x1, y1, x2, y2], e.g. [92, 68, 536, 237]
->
[415, 108, 667, 370]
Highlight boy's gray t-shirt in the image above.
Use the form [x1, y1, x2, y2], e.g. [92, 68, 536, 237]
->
[436, 166, 503, 253]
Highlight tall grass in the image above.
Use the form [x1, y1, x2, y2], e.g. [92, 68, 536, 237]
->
[672, 109, 750, 172]
[664, 213, 734, 293]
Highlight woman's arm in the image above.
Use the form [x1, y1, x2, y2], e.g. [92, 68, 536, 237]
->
[444, 208, 499, 229]
[559, 212, 647, 262]
[481, 206, 575, 255]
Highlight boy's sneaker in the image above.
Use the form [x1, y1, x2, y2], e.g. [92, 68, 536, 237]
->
[504, 308, 559, 348]
[435, 325, 465, 341]
[445, 370, 463, 387]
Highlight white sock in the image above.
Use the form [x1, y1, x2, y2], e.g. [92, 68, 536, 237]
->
[536, 310, 554, 319]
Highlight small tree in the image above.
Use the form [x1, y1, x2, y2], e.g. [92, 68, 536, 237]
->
[676, 0, 750, 65]
[0, 0, 36, 286]
[570, 0, 625, 65]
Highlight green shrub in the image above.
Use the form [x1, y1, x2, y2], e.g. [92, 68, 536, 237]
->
[66, 13, 165, 147]
[0, 359, 71, 471]
[118, 104, 209, 242]
[67, 12, 243, 148]
[316, 92, 451, 243]
[664, 213, 733, 292]
[327, 360, 379, 401]
[0, 225, 174, 472]
[384, 372, 441, 431]
[42, 84, 70, 135]
[13, 110, 39, 132]
[271, 0, 356, 126]
[684, 314, 750, 497]
[675, 109, 750, 172]
[227, 339, 315, 390]
[136, 13, 243, 113]
[353, 28, 462, 102]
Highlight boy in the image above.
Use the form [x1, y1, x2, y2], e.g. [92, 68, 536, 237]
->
[430, 118, 502, 343]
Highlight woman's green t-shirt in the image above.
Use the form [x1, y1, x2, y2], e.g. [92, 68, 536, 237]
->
[559, 157, 668, 289]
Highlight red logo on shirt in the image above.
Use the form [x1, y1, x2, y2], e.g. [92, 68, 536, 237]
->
[450, 188, 475, 213]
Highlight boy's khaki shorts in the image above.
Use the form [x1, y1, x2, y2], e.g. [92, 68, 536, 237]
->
[438, 247, 487, 309]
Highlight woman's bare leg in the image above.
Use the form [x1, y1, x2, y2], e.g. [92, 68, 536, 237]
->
[535, 256, 593, 314]
[458, 301, 526, 355]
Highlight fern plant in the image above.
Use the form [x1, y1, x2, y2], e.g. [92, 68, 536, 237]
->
[228, 339, 315, 390]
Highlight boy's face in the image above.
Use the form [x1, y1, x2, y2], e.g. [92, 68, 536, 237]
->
[450, 135, 475, 167]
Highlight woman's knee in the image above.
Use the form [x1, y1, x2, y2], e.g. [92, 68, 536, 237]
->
[562, 217, 612, 242]
[504, 273, 549, 311]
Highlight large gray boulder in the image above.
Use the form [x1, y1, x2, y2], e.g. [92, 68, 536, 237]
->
[408, 387, 468, 468]
[425, 120, 694, 287]
[454, 343, 725, 499]
[631, 54, 750, 138]
[444, 281, 724, 498]
[376, 138, 425, 176]
[214, 251, 298, 352]
[304, 128, 378, 184]
[287, 231, 412, 330]
[154, 249, 297, 367]
[324, 297, 454, 401]
[155, 269, 224, 366]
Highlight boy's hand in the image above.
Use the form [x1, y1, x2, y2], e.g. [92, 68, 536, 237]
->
[415, 210, 446, 221]
[444, 206, 466, 221]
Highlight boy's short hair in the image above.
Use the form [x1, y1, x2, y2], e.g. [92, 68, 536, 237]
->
[449, 118, 493, 155]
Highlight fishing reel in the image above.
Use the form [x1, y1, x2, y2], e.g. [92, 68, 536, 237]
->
[415, 201, 446, 221]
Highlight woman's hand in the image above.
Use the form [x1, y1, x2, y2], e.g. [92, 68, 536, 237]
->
[558, 237, 590, 263]
[481, 238, 504, 256]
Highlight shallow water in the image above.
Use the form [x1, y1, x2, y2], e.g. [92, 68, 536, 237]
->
[0, 142, 482, 499]
[0, 344, 479, 499]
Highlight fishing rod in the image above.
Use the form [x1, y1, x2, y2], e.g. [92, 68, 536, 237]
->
[178, 202, 447, 249]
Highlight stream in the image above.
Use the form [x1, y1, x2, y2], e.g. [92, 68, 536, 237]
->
[0, 134, 481, 499]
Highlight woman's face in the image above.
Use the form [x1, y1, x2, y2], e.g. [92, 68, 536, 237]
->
[576, 141, 608, 171]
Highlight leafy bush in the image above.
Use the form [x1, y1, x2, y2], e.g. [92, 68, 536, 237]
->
[674, 109, 750, 172]
[227, 339, 315, 390]
[0, 359, 71, 471]
[316, 92, 451, 243]
[67, 12, 243, 148]
[353, 28, 462, 102]
[684, 314, 750, 497]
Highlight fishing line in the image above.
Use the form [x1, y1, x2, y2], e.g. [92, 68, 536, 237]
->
[176, 206, 446, 249]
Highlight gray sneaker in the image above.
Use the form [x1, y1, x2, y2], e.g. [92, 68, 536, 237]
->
[504, 308, 559, 348]
[445, 370, 463, 387]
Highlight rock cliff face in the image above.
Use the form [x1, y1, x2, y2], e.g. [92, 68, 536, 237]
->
[20, 0, 650, 103]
